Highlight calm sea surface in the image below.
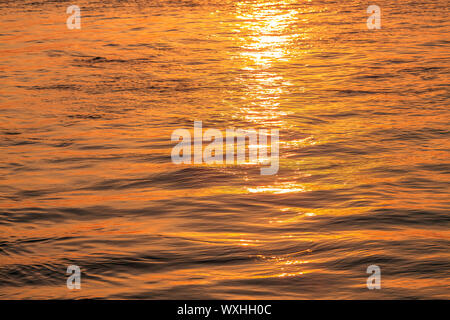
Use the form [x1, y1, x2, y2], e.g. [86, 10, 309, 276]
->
[0, 0, 449, 299]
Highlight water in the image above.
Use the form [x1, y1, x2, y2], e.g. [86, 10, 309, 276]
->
[0, 0, 449, 299]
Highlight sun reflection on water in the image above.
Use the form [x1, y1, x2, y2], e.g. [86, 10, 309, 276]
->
[233, 0, 305, 128]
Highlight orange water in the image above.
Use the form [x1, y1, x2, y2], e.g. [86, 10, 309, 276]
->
[0, 0, 449, 299]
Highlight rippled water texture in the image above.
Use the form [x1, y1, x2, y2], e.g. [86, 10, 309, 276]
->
[0, 0, 449, 299]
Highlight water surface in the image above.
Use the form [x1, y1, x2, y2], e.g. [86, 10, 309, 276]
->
[0, 0, 449, 299]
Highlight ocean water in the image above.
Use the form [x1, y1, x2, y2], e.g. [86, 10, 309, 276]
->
[0, 0, 449, 299]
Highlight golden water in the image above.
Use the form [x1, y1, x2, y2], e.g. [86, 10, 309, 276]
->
[0, 0, 449, 299]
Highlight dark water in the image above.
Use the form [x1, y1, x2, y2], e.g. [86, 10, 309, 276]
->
[0, 0, 449, 299]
